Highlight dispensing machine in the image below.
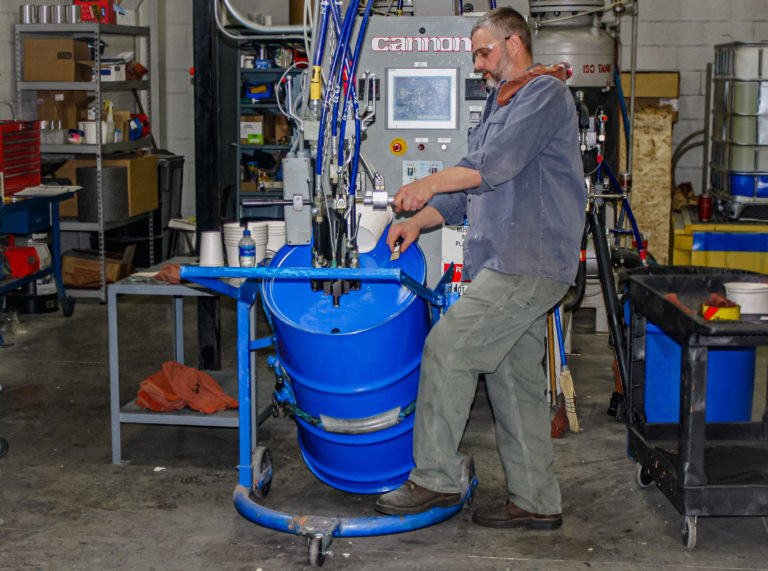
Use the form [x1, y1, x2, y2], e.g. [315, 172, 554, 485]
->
[182, 0, 640, 565]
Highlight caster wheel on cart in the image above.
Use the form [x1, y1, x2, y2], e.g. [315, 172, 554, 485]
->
[250, 446, 273, 498]
[0, 437, 8, 458]
[307, 536, 327, 567]
[681, 515, 697, 550]
[634, 462, 654, 488]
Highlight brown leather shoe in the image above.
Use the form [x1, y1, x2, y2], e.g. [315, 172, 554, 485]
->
[375, 480, 461, 515]
[472, 500, 562, 530]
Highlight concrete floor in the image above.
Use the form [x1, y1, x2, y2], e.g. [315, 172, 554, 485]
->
[1, 295, 767, 570]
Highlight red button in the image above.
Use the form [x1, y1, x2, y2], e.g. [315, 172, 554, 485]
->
[392, 143, 402, 152]
[418, 144, 425, 151]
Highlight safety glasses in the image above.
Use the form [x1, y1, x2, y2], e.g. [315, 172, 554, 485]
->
[471, 35, 512, 64]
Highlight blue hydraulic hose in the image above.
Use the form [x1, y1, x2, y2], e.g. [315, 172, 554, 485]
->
[330, 1, 357, 137]
[489, 0, 497, 8]
[600, 161, 647, 263]
[336, 0, 362, 166]
[308, 3, 329, 127]
[341, 0, 374, 244]
[553, 305, 567, 368]
[458, 0, 464, 14]
[312, 1, 329, 68]
[613, 67, 631, 238]
[340, 0, 373, 188]
[315, 0, 354, 176]
[613, 67, 631, 156]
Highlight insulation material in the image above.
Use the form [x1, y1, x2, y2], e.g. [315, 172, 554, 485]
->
[620, 104, 675, 264]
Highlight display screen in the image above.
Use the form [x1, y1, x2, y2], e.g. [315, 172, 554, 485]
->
[387, 68, 458, 130]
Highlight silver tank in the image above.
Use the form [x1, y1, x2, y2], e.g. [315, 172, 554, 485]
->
[530, 0, 615, 88]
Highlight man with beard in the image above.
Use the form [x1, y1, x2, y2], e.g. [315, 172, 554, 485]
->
[374, 7, 585, 530]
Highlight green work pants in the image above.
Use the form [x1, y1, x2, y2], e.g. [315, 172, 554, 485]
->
[410, 269, 569, 515]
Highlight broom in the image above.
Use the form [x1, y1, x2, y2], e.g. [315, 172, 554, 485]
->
[553, 305, 581, 433]
[546, 310, 557, 407]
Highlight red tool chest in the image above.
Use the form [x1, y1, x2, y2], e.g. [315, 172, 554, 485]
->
[0, 121, 41, 197]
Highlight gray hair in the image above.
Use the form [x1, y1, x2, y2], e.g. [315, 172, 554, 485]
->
[471, 7, 532, 55]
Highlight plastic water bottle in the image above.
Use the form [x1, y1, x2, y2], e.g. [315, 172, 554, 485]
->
[238, 229, 256, 267]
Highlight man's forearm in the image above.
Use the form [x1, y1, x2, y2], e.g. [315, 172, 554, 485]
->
[411, 206, 446, 231]
[426, 166, 482, 195]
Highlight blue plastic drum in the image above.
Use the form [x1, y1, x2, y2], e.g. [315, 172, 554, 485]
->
[262, 237, 430, 493]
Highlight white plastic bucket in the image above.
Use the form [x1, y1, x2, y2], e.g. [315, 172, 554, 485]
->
[246, 221, 269, 264]
[724, 281, 768, 314]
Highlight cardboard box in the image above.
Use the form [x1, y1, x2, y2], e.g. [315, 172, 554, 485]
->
[54, 154, 159, 218]
[274, 115, 292, 145]
[290, 0, 316, 23]
[62, 244, 135, 288]
[75, 0, 117, 24]
[23, 39, 92, 82]
[240, 114, 274, 145]
[100, 109, 132, 142]
[36, 91, 90, 131]
[620, 72, 680, 99]
[98, 60, 126, 82]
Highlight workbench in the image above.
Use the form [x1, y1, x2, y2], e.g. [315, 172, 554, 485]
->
[0, 191, 76, 345]
[107, 258, 239, 465]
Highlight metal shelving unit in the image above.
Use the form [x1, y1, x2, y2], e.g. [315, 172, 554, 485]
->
[235, 45, 302, 219]
[60, 212, 152, 232]
[14, 23, 153, 302]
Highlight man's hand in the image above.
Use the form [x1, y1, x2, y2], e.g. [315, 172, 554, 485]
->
[391, 167, 481, 213]
[386, 218, 422, 254]
[392, 179, 434, 213]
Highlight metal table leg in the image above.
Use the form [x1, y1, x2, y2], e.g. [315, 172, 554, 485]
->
[50, 201, 74, 317]
[108, 285, 122, 465]
[173, 295, 184, 362]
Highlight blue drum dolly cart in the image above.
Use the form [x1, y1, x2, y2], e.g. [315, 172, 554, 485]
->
[180, 248, 476, 567]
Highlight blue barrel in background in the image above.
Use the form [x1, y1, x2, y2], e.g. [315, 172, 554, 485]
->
[262, 238, 430, 493]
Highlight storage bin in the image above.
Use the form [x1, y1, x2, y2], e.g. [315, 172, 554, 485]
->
[644, 321, 755, 422]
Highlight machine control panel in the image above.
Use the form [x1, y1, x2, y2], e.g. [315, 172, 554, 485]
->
[402, 160, 444, 185]
[464, 76, 488, 100]
[358, 15, 480, 285]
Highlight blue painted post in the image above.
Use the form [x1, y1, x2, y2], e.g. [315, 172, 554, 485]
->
[237, 297, 254, 488]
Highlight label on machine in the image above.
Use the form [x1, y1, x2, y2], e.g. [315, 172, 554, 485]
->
[441, 224, 470, 294]
[402, 160, 444, 186]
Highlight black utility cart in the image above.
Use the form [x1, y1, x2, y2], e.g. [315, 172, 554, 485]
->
[627, 271, 768, 549]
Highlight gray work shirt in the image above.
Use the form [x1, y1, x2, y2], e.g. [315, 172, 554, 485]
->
[429, 74, 586, 284]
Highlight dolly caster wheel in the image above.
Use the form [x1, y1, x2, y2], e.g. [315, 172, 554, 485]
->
[634, 462, 654, 488]
[681, 515, 697, 550]
[250, 446, 273, 499]
[0, 437, 8, 458]
[307, 535, 329, 567]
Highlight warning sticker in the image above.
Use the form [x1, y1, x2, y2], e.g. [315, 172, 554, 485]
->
[441, 225, 470, 294]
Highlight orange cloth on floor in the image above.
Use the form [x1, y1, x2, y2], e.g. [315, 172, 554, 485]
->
[135, 361, 238, 413]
